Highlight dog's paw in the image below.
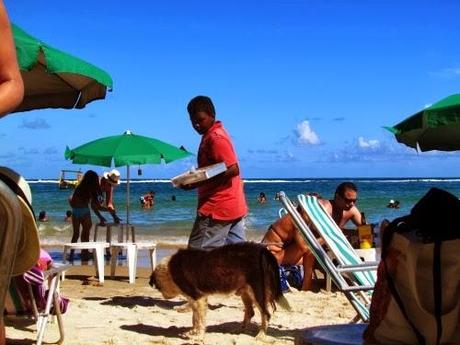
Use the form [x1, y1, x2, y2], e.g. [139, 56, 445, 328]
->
[255, 330, 268, 341]
[241, 318, 252, 330]
[183, 328, 205, 340]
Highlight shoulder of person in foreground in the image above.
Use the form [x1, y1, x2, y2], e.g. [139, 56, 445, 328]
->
[0, 0, 24, 117]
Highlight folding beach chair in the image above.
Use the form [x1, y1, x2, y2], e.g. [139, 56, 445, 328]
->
[1, 166, 70, 344]
[278, 192, 378, 322]
[5, 263, 70, 345]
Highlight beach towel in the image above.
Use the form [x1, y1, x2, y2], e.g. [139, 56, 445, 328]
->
[278, 265, 304, 292]
[364, 188, 460, 345]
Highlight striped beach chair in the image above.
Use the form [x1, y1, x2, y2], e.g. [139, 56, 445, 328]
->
[279, 192, 378, 322]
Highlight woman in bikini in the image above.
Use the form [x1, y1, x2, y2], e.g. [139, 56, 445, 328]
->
[68, 170, 105, 260]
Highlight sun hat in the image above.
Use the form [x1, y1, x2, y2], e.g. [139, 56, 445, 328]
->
[13, 196, 40, 275]
[0, 166, 32, 206]
[0, 167, 40, 276]
[103, 169, 121, 186]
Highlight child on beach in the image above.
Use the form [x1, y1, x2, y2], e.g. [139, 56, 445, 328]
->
[68, 170, 109, 260]
[64, 210, 72, 222]
[178, 95, 248, 250]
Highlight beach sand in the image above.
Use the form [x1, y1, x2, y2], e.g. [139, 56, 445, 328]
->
[5, 248, 357, 345]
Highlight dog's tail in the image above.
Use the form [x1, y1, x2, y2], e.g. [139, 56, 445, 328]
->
[261, 248, 292, 312]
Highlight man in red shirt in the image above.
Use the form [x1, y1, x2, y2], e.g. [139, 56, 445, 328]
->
[179, 95, 248, 249]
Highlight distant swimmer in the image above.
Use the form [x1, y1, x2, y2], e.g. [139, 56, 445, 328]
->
[38, 210, 48, 222]
[140, 190, 155, 208]
[258, 192, 267, 204]
[387, 199, 400, 209]
[65, 210, 72, 222]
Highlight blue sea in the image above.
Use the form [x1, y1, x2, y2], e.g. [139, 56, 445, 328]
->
[30, 178, 460, 247]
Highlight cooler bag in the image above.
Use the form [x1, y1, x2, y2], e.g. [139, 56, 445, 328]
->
[364, 188, 460, 345]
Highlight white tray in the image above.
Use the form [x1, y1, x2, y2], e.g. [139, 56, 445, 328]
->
[171, 162, 227, 187]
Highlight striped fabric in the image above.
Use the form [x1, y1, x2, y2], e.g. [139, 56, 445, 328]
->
[297, 194, 376, 286]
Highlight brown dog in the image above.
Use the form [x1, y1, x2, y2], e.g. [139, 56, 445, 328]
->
[149, 242, 290, 339]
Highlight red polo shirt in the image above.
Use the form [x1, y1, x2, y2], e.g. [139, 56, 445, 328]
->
[197, 121, 248, 220]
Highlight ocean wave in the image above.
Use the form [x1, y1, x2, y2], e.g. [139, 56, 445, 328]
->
[243, 179, 312, 183]
[27, 178, 460, 184]
[27, 179, 172, 184]
[358, 178, 460, 183]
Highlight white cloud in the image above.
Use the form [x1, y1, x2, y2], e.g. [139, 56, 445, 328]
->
[429, 67, 460, 79]
[19, 118, 50, 129]
[358, 137, 380, 149]
[295, 120, 320, 145]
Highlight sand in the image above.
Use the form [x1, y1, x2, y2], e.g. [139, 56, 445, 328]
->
[5, 249, 357, 345]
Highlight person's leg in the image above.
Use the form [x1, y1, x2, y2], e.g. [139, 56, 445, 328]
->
[188, 216, 230, 250]
[301, 251, 315, 290]
[226, 217, 246, 244]
[80, 214, 92, 242]
[279, 240, 316, 291]
[69, 216, 82, 260]
[80, 214, 92, 260]
[70, 216, 81, 243]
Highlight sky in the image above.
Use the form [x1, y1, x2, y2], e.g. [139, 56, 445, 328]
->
[2, 0, 460, 179]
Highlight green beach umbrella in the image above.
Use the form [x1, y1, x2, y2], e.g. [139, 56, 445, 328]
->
[12, 24, 113, 113]
[385, 94, 460, 152]
[65, 130, 193, 224]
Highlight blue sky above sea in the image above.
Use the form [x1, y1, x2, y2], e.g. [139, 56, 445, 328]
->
[2, 0, 460, 179]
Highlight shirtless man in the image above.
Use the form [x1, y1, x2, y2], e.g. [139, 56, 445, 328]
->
[262, 182, 363, 291]
[319, 182, 362, 228]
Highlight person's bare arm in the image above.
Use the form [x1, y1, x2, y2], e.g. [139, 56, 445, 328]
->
[0, 1, 24, 117]
[349, 206, 363, 226]
[91, 199, 108, 224]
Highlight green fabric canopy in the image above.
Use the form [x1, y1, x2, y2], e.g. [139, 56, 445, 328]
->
[12, 24, 113, 113]
[65, 131, 193, 224]
[385, 94, 460, 152]
[65, 131, 192, 167]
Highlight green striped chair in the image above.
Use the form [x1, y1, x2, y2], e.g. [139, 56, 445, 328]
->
[279, 192, 378, 322]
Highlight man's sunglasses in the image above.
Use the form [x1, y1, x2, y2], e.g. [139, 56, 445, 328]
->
[340, 195, 357, 204]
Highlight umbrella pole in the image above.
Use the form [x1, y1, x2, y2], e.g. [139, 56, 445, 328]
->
[126, 165, 130, 225]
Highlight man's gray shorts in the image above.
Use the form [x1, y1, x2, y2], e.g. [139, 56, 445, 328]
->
[188, 215, 246, 250]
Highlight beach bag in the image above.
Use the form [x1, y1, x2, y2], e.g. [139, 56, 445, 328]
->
[364, 188, 460, 345]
